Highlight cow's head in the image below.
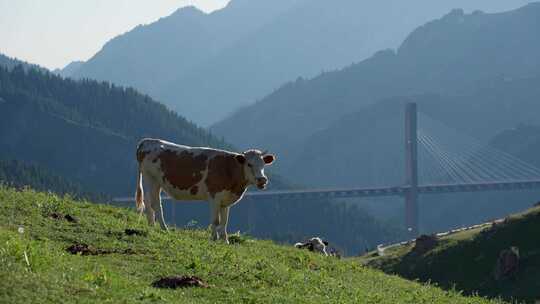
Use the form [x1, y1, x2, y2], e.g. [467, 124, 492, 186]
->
[235, 150, 275, 189]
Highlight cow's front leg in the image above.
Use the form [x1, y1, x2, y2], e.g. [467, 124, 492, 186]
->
[209, 201, 220, 241]
[150, 189, 168, 231]
[218, 206, 230, 244]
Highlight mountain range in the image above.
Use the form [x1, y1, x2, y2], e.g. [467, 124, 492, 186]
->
[213, 3, 540, 182]
[66, 0, 528, 126]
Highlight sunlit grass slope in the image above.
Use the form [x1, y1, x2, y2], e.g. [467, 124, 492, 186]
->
[359, 205, 540, 303]
[0, 186, 504, 303]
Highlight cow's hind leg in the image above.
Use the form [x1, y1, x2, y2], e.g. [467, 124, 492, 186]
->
[209, 200, 220, 241]
[150, 187, 168, 231]
[143, 177, 159, 226]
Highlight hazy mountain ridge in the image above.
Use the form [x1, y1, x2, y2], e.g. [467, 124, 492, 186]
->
[71, 0, 304, 123]
[71, 0, 529, 125]
[213, 3, 540, 173]
[293, 73, 540, 188]
[53, 60, 83, 77]
[489, 123, 540, 169]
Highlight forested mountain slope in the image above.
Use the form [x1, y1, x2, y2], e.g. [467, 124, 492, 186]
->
[0, 65, 227, 196]
[0, 53, 47, 72]
[0, 159, 105, 202]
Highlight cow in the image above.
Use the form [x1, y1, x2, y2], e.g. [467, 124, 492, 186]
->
[294, 237, 341, 258]
[135, 138, 275, 243]
[294, 237, 329, 256]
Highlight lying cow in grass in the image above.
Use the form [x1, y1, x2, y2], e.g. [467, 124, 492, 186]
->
[295, 237, 341, 258]
[135, 138, 275, 243]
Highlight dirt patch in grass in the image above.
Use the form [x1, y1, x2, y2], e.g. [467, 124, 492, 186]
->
[105, 228, 147, 239]
[152, 276, 209, 289]
[64, 214, 78, 223]
[66, 243, 104, 255]
[49, 212, 79, 223]
[228, 234, 245, 244]
[125, 228, 147, 236]
[66, 243, 141, 256]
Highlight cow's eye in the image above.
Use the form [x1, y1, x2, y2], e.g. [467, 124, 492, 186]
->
[247, 164, 253, 168]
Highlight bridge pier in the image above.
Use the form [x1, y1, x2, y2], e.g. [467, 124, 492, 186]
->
[405, 102, 419, 236]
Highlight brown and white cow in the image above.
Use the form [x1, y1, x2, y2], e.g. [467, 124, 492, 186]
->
[135, 138, 275, 243]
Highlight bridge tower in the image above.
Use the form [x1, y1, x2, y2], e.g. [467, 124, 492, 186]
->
[404, 102, 419, 236]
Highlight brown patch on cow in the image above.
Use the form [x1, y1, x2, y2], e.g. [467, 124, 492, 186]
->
[190, 185, 199, 195]
[206, 154, 248, 198]
[158, 150, 208, 190]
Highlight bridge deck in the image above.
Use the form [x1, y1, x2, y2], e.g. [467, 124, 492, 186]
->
[112, 180, 540, 202]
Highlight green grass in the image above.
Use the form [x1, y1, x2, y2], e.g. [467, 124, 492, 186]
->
[0, 186, 504, 303]
[358, 206, 540, 303]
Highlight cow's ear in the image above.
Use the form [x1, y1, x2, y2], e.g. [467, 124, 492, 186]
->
[235, 154, 246, 164]
[263, 154, 275, 164]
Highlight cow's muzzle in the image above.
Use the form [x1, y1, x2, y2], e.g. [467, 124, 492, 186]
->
[256, 177, 268, 190]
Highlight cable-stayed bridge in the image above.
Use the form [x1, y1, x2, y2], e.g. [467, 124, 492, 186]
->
[114, 103, 540, 236]
[244, 103, 540, 235]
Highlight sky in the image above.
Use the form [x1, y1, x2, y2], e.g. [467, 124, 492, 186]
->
[0, 0, 230, 70]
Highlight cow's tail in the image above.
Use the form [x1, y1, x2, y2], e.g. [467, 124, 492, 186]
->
[135, 165, 145, 212]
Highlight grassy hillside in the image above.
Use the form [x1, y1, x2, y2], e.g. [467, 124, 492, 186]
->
[0, 186, 502, 303]
[359, 205, 540, 303]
